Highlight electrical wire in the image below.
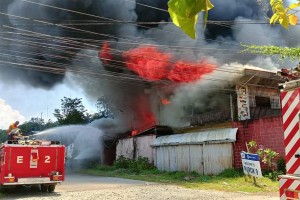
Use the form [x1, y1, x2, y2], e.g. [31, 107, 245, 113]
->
[0, 1, 288, 86]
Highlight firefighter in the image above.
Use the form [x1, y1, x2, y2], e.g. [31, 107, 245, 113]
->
[6, 121, 19, 140]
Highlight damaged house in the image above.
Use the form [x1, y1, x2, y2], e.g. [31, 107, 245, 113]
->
[116, 68, 286, 174]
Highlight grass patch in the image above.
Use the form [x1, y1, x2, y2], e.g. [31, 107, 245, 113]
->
[82, 167, 279, 193]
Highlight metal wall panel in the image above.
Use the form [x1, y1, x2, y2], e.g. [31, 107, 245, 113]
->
[136, 135, 156, 164]
[203, 143, 233, 175]
[176, 145, 189, 172]
[116, 138, 134, 159]
[155, 147, 164, 170]
[156, 147, 170, 171]
[162, 147, 170, 171]
[154, 128, 237, 147]
[117, 135, 157, 164]
[155, 143, 233, 175]
[168, 146, 177, 171]
[189, 145, 203, 173]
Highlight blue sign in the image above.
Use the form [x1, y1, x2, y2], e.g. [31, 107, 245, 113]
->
[240, 151, 262, 178]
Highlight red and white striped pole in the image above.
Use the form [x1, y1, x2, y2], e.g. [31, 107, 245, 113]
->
[280, 89, 300, 199]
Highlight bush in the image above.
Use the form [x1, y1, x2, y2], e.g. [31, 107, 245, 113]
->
[277, 157, 286, 174]
[136, 157, 153, 170]
[114, 155, 130, 169]
[113, 156, 155, 173]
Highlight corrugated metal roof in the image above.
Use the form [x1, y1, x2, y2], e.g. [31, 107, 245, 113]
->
[153, 128, 238, 146]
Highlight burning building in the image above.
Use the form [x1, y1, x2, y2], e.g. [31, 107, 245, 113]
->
[0, 1, 298, 170]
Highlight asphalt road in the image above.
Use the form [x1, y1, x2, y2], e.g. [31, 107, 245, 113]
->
[1, 174, 279, 200]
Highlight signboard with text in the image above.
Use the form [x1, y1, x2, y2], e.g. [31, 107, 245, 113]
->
[236, 85, 250, 120]
[240, 151, 262, 178]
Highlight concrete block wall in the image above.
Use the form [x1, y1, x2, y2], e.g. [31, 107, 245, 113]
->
[232, 116, 285, 169]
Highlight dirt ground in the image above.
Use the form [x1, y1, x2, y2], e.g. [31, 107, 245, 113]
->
[2, 174, 279, 200]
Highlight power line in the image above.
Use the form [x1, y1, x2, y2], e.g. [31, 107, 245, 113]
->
[0, 1, 287, 85]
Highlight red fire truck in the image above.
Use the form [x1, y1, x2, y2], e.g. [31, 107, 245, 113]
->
[279, 79, 300, 199]
[0, 132, 65, 192]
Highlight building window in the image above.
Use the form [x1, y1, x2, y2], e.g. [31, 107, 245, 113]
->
[270, 96, 281, 109]
[255, 96, 271, 108]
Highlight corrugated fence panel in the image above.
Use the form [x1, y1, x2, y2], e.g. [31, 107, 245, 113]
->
[155, 147, 163, 171]
[169, 146, 177, 171]
[116, 138, 134, 159]
[153, 128, 237, 174]
[153, 128, 237, 146]
[155, 143, 233, 175]
[176, 145, 190, 172]
[136, 135, 156, 164]
[189, 145, 203, 174]
[203, 143, 233, 175]
[163, 147, 170, 171]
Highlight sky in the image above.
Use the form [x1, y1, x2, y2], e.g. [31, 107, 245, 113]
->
[0, 80, 96, 130]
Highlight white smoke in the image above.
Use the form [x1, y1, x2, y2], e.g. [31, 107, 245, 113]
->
[158, 64, 251, 127]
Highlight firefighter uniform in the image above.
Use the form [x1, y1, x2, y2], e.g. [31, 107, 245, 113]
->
[6, 122, 19, 135]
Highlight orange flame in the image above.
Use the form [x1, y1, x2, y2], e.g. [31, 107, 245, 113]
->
[161, 98, 170, 105]
[131, 130, 138, 136]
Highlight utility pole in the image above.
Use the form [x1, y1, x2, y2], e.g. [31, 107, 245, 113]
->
[40, 112, 43, 131]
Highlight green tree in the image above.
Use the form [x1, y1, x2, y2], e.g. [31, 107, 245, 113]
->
[95, 96, 114, 119]
[242, 45, 300, 61]
[19, 117, 45, 133]
[54, 97, 88, 125]
[0, 130, 6, 143]
[44, 119, 59, 129]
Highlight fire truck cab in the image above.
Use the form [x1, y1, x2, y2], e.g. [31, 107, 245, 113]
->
[0, 134, 65, 192]
[279, 79, 300, 199]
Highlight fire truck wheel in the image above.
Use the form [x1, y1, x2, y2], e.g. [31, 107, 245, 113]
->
[48, 184, 56, 193]
[41, 184, 48, 192]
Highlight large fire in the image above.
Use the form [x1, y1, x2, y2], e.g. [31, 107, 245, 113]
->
[98, 43, 216, 136]
[99, 42, 113, 64]
[168, 60, 215, 83]
[129, 95, 156, 136]
[131, 111, 156, 136]
[122, 46, 171, 81]
[99, 43, 216, 83]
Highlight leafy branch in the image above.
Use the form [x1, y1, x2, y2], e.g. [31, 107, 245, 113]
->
[168, 0, 214, 39]
[270, 0, 300, 29]
[242, 44, 300, 61]
[168, 0, 300, 39]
